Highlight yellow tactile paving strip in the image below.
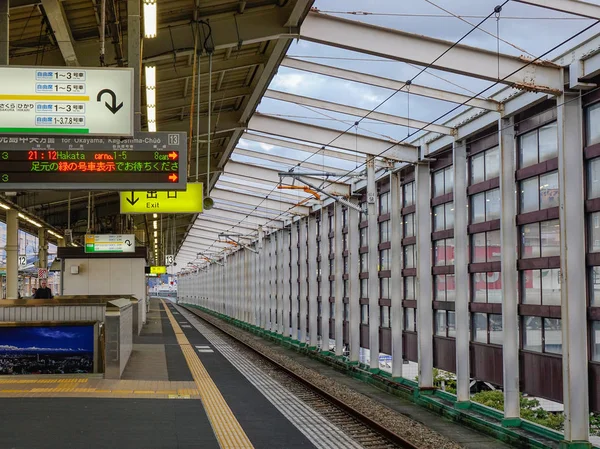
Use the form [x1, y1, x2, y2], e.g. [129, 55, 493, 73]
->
[161, 299, 255, 449]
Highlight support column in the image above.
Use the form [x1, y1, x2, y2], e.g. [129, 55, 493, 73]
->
[128, 0, 141, 131]
[0, 0, 8, 65]
[415, 161, 433, 388]
[298, 219, 308, 345]
[257, 228, 264, 328]
[453, 140, 470, 405]
[38, 229, 48, 270]
[269, 236, 276, 331]
[308, 215, 319, 349]
[277, 231, 285, 334]
[263, 235, 270, 330]
[252, 242, 258, 326]
[499, 115, 520, 424]
[558, 91, 591, 447]
[321, 208, 331, 353]
[244, 250, 249, 323]
[291, 223, 299, 341]
[367, 157, 380, 371]
[334, 203, 344, 356]
[222, 255, 227, 315]
[282, 230, 290, 336]
[348, 198, 360, 363]
[390, 172, 404, 378]
[6, 209, 18, 299]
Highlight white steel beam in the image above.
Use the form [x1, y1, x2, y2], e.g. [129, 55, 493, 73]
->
[300, 12, 562, 94]
[513, 0, 600, 19]
[242, 133, 389, 166]
[285, 0, 312, 27]
[193, 219, 256, 233]
[233, 147, 344, 173]
[212, 204, 292, 222]
[265, 90, 455, 135]
[281, 57, 501, 112]
[202, 209, 282, 228]
[41, 0, 79, 66]
[212, 188, 310, 216]
[218, 180, 316, 203]
[224, 160, 351, 196]
[248, 113, 419, 162]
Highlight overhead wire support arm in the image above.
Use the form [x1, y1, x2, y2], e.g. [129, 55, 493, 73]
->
[296, 177, 363, 214]
[218, 233, 259, 254]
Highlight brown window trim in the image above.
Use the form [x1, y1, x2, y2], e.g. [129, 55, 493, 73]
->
[468, 178, 500, 195]
[586, 199, 600, 213]
[432, 265, 455, 275]
[584, 143, 600, 160]
[519, 304, 561, 319]
[430, 151, 453, 171]
[343, 273, 349, 281]
[402, 236, 417, 246]
[433, 301, 456, 311]
[359, 220, 368, 229]
[402, 205, 416, 215]
[359, 246, 368, 254]
[378, 242, 391, 250]
[432, 229, 454, 241]
[583, 90, 600, 107]
[343, 297, 349, 303]
[403, 300, 418, 308]
[379, 270, 391, 278]
[379, 182, 390, 194]
[359, 272, 369, 280]
[401, 172, 415, 184]
[517, 207, 560, 225]
[468, 133, 499, 156]
[587, 253, 600, 265]
[516, 158, 558, 180]
[431, 192, 453, 206]
[329, 275, 335, 281]
[378, 213, 391, 223]
[343, 249, 349, 257]
[515, 109, 557, 136]
[470, 302, 502, 314]
[402, 268, 417, 277]
[517, 256, 560, 270]
[328, 231, 334, 238]
[469, 261, 501, 273]
[468, 219, 501, 234]
[379, 298, 391, 307]
[589, 307, 600, 320]
[359, 298, 369, 305]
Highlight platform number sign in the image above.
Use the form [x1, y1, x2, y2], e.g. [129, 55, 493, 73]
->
[168, 134, 179, 145]
[165, 254, 174, 265]
[18, 255, 27, 269]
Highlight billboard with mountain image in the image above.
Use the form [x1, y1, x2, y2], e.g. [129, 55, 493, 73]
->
[0, 325, 94, 375]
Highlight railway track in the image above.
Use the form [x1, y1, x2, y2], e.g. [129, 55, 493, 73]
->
[180, 305, 420, 449]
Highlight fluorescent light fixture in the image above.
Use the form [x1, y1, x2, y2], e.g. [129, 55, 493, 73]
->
[47, 230, 64, 239]
[153, 230, 157, 237]
[0, 202, 10, 210]
[148, 120, 157, 133]
[153, 220, 158, 230]
[145, 65, 156, 88]
[143, 0, 157, 38]
[153, 214, 158, 218]
[147, 106, 156, 122]
[146, 88, 155, 107]
[154, 238, 158, 244]
[18, 212, 42, 228]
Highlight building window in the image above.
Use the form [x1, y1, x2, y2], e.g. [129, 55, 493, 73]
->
[361, 304, 369, 324]
[380, 277, 390, 299]
[343, 280, 348, 298]
[519, 122, 558, 169]
[588, 158, 600, 199]
[403, 182, 415, 207]
[472, 272, 502, 303]
[586, 102, 600, 147]
[360, 279, 368, 298]
[470, 146, 500, 184]
[379, 220, 390, 243]
[379, 192, 390, 215]
[471, 188, 500, 224]
[434, 238, 455, 266]
[360, 227, 368, 247]
[343, 233, 348, 251]
[360, 252, 369, 272]
[591, 267, 600, 307]
[343, 208, 348, 227]
[520, 171, 559, 214]
[404, 245, 415, 269]
[435, 310, 456, 337]
[589, 212, 600, 252]
[520, 220, 560, 258]
[379, 249, 390, 271]
[330, 302, 335, 318]
[471, 230, 501, 263]
[329, 280, 334, 298]
[592, 321, 600, 362]
[381, 306, 391, 328]
[404, 213, 415, 237]
[343, 256, 348, 273]
[405, 308, 416, 331]
[434, 274, 455, 302]
[344, 303, 349, 320]
[405, 276, 415, 300]
[522, 269, 561, 305]
[523, 316, 562, 354]
[433, 202, 454, 231]
[472, 313, 503, 344]
[433, 166, 454, 197]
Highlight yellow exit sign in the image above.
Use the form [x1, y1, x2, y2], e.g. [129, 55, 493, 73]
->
[119, 183, 203, 214]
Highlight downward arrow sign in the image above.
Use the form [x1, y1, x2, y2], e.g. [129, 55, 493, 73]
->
[126, 191, 139, 206]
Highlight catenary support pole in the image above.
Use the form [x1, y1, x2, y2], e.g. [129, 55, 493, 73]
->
[367, 157, 380, 370]
[334, 203, 344, 356]
[390, 171, 404, 378]
[308, 215, 319, 348]
[321, 208, 331, 353]
[348, 198, 360, 363]
[291, 223, 300, 340]
[298, 219, 308, 344]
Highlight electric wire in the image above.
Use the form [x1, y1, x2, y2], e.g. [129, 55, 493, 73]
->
[317, 10, 591, 20]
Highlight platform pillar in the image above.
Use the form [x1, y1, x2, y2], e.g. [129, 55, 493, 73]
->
[499, 115, 520, 422]
[6, 209, 18, 299]
[298, 218, 308, 344]
[282, 229, 291, 337]
[348, 197, 360, 363]
[415, 161, 433, 388]
[308, 216, 319, 348]
[0, 0, 8, 65]
[453, 140, 470, 403]
[290, 222, 299, 340]
[270, 235, 277, 331]
[320, 208, 331, 352]
[558, 91, 591, 446]
[128, 0, 141, 132]
[334, 203, 344, 356]
[367, 157, 380, 370]
[390, 171, 404, 378]
[38, 228, 48, 270]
